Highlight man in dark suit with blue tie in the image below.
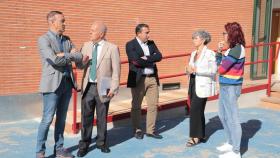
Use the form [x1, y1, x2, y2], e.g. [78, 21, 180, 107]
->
[126, 23, 162, 140]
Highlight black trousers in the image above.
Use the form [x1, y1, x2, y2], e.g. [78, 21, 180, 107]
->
[188, 74, 207, 138]
[79, 83, 109, 149]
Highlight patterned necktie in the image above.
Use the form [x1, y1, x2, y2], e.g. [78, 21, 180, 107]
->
[90, 43, 99, 81]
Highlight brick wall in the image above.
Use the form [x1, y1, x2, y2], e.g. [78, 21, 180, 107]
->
[0, 0, 254, 96]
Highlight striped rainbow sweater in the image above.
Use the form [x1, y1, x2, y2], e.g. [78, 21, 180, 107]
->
[216, 44, 245, 85]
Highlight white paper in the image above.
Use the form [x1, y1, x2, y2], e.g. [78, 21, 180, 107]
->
[99, 77, 111, 96]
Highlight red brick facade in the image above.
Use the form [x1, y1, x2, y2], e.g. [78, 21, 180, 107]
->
[0, 0, 253, 96]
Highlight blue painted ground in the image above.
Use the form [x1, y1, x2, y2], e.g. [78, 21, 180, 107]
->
[0, 107, 279, 158]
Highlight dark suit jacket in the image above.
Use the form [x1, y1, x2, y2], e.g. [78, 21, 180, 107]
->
[126, 38, 162, 87]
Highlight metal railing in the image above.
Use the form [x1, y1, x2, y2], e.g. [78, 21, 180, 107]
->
[71, 42, 280, 134]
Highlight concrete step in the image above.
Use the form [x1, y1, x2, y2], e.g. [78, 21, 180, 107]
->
[260, 101, 280, 111]
[62, 80, 273, 134]
[271, 81, 280, 92]
[64, 88, 188, 134]
[261, 96, 280, 104]
[271, 91, 280, 98]
[260, 96, 280, 111]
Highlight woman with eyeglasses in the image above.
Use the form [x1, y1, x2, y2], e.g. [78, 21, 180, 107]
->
[216, 22, 246, 158]
[185, 30, 217, 147]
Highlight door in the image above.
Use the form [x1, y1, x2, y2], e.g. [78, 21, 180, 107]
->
[270, 9, 280, 74]
[251, 0, 272, 79]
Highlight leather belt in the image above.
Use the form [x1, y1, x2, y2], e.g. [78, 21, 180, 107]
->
[142, 74, 155, 77]
[89, 82, 97, 86]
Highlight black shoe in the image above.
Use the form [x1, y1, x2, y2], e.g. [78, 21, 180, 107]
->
[77, 148, 88, 157]
[200, 137, 207, 143]
[96, 145, 111, 153]
[55, 148, 74, 158]
[134, 131, 144, 139]
[146, 132, 163, 139]
[77, 140, 89, 157]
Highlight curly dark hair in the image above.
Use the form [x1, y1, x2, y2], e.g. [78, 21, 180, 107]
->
[225, 22, 246, 48]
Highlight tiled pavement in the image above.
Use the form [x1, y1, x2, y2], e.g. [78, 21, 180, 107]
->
[1, 88, 280, 157]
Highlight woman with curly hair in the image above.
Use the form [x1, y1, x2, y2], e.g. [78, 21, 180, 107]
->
[216, 22, 246, 158]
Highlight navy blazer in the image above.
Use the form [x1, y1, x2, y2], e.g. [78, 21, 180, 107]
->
[125, 38, 162, 87]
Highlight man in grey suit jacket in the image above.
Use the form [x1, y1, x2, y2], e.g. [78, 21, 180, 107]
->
[76, 21, 121, 157]
[36, 11, 83, 158]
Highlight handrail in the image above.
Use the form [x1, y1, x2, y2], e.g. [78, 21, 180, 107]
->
[71, 42, 280, 134]
[267, 46, 273, 96]
[246, 42, 280, 48]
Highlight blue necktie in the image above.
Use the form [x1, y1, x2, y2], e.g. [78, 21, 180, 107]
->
[57, 36, 64, 52]
[57, 36, 70, 77]
[90, 43, 99, 81]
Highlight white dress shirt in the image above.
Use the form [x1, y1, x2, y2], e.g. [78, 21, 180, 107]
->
[136, 37, 154, 75]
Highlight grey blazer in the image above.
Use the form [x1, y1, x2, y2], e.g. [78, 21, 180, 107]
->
[38, 31, 83, 93]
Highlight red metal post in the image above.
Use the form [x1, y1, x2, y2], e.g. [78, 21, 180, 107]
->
[267, 46, 273, 97]
[72, 66, 78, 134]
[187, 95, 190, 111]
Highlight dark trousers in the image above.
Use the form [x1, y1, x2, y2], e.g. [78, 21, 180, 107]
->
[188, 74, 207, 138]
[79, 83, 109, 149]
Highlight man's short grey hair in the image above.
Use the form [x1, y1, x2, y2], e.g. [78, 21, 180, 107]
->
[47, 11, 63, 23]
[192, 30, 211, 45]
[100, 23, 107, 33]
[93, 21, 107, 34]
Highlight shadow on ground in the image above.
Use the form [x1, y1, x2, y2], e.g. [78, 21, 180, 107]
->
[204, 116, 262, 155]
[60, 116, 186, 157]
[60, 116, 261, 157]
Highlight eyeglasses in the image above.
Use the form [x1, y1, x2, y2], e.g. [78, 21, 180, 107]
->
[222, 32, 228, 35]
